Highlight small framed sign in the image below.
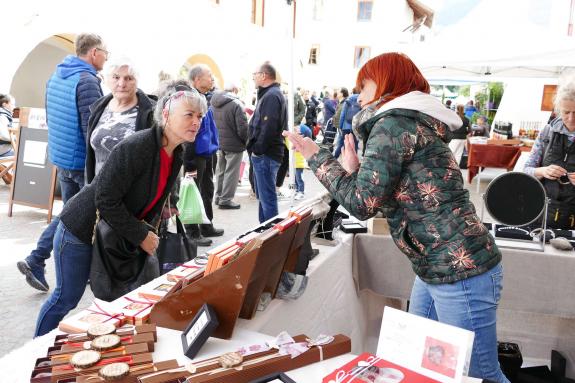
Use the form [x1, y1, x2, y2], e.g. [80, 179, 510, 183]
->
[249, 372, 297, 383]
[181, 303, 219, 359]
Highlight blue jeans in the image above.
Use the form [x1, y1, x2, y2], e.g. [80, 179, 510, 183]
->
[251, 154, 280, 223]
[25, 168, 85, 268]
[295, 168, 304, 193]
[333, 130, 358, 158]
[35, 222, 92, 336]
[409, 263, 509, 383]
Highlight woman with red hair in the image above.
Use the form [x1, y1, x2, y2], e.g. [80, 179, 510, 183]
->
[284, 52, 508, 382]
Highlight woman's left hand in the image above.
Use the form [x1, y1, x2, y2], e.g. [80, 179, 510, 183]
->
[282, 131, 319, 160]
[567, 172, 575, 186]
[341, 134, 360, 173]
[140, 231, 160, 256]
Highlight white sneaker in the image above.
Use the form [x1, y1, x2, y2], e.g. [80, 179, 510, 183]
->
[294, 192, 305, 200]
[277, 190, 291, 200]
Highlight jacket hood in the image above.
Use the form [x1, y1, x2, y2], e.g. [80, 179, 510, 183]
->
[377, 91, 462, 132]
[210, 90, 238, 108]
[56, 55, 98, 79]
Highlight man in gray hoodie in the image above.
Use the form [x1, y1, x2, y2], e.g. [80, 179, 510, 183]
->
[211, 83, 249, 209]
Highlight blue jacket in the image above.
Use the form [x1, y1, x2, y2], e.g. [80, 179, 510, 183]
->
[339, 94, 360, 131]
[194, 106, 219, 157]
[46, 55, 102, 170]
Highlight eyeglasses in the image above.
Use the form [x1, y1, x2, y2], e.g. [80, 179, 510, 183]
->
[558, 172, 575, 185]
[252, 71, 264, 76]
[96, 47, 110, 58]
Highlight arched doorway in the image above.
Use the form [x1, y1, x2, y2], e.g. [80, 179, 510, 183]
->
[10, 34, 76, 108]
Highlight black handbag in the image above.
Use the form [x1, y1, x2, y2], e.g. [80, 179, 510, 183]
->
[90, 218, 160, 302]
[157, 215, 197, 275]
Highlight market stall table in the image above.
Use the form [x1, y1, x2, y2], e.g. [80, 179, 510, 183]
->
[466, 140, 523, 188]
[352, 233, 575, 378]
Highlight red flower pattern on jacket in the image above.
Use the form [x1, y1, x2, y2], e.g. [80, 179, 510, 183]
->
[417, 181, 441, 208]
[448, 242, 476, 270]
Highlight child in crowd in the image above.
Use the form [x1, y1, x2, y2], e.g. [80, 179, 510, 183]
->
[293, 123, 312, 200]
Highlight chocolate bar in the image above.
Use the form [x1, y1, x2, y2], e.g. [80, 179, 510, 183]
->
[74, 360, 180, 383]
[52, 332, 156, 355]
[49, 352, 154, 382]
[138, 334, 350, 383]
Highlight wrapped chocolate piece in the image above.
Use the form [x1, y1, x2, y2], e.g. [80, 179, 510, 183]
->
[218, 352, 243, 368]
[99, 362, 130, 380]
[288, 206, 312, 222]
[88, 323, 117, 338]
[59, 300, 124, 334]
[273, 217, 298, 232]
[91, 334, 122, 351]
[70, 350, 101, 369]
[39, 343, 150, 368]
[53, 324, 157, 346]
[166, 264, 204, 284]
[74, 360, 180, 383]
[54, 332, 156, 355]
[137, 276, 181, 302]
[205, 245, 241, 275]
[120, 295, 156, 325]
[50, 352, 154, 382]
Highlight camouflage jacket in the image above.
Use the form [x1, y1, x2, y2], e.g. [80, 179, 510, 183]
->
[308, 108, 501, 284]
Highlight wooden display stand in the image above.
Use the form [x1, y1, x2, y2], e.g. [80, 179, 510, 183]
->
[239, 223, 298, 319]
[276, 213, 313, 280]
[149, 213, 312, 339]
[149, 245, 260, 339]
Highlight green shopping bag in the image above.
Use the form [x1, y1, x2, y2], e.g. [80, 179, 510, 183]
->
[177, 176, 210, 224]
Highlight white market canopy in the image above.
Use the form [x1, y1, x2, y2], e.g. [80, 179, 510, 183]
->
[394, 0, 575, 81]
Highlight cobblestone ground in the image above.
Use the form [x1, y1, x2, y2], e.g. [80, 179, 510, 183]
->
[0, 169, 327, 357]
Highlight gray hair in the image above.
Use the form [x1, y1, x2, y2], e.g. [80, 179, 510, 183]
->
[224, 81, 239, 93]
[188, 64, 211, 82]
[75, 33, 104, 56]
[105, 57, 138, 80]
[154, 87, 207, 128]
[0, 93, 14, 107]
[555, 72, 575, 111]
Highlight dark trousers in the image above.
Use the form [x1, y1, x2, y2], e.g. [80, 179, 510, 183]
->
[276, 145, 289, 188]
[193, 154, 215, 231]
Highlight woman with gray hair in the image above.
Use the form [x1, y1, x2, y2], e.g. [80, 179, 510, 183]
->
[34, 88, 207, 336]
[85, 57, 154, 183]
[524, 73, 575, 229]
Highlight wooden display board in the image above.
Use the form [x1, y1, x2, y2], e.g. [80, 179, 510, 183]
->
[8, 107, 58, 223]
[149, 213, 312, 339]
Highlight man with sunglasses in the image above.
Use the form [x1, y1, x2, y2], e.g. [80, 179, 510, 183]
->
[17, 33, 106, 292]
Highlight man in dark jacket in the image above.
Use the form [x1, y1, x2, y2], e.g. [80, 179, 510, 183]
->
[211, 83, 248, 209]
[17, 33, 105, 292]
[294, 87, 306, 126]
[248, 62, 287, 222]
[183, 64, 224, 247]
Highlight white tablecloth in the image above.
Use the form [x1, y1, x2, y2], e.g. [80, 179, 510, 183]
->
[352, 233, 575, 378]
[237, 232, 370, 355]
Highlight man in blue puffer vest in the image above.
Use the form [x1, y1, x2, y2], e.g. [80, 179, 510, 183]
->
[17, 33, 105, 292]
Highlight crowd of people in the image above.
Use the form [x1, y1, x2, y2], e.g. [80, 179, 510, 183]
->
[7, 30, 573, 383]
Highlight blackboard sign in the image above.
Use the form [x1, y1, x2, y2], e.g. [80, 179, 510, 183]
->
[8, 116, 58, 223]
